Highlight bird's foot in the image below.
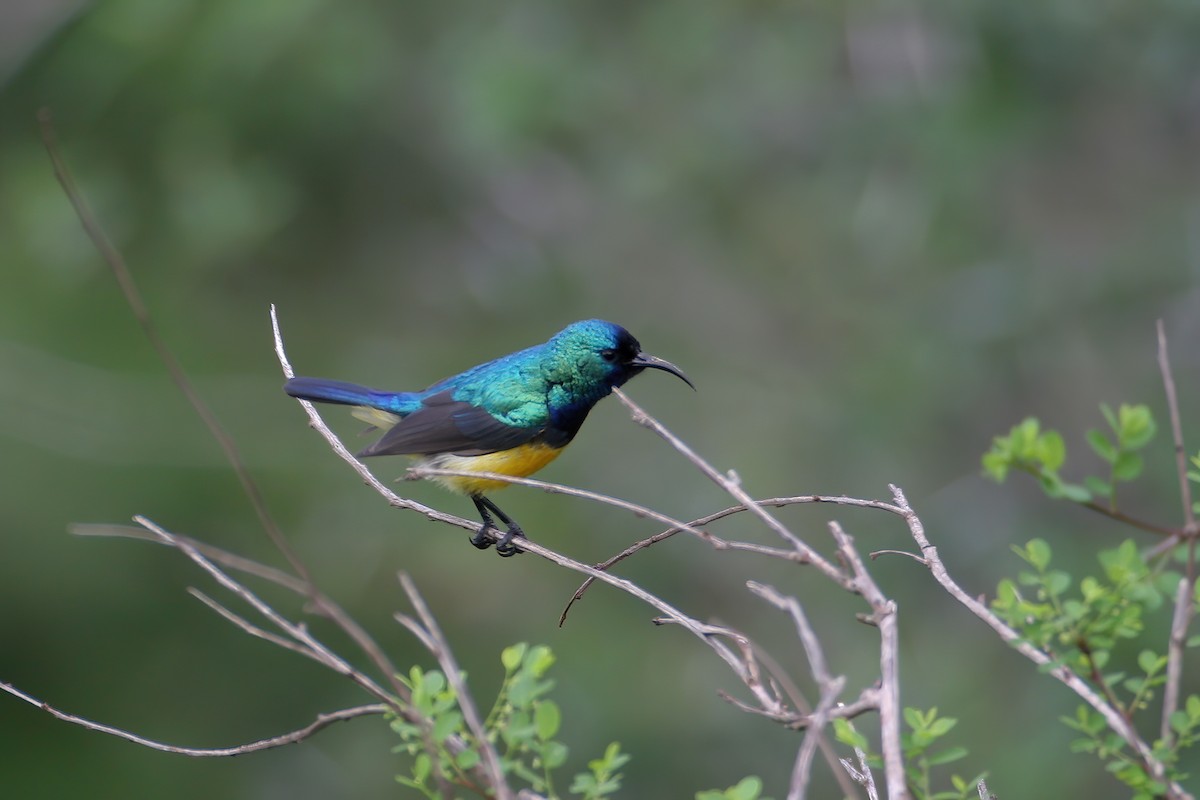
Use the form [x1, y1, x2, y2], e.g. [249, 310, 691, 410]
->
[469, 522, 526, 556]
[495, 524, 525, 558]
[469, 524, 493, 550]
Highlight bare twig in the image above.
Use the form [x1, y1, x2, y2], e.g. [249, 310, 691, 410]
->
[1157, 319, 1197, 537]
[72, 524, 311, 593]
[188, 588, 322, 662]
[560, 494, 902, 625]
[840, 747, 879, 800]
[396, 572, 511, 800]
[828, 521, 906, 799]
[750, 583, 847, 800]
[70, 522, 408, 704]
[135, 516, 398, 709]
[612, 388, 850, 586]
[1, 680, 385, 757]
[1157, 320, 1198, 747]
[1079, 501, 1180, 538]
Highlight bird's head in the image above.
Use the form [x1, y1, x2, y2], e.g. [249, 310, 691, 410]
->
[547, 320, 694, 396]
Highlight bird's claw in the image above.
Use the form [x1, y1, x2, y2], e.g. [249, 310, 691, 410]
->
[469, 523, 526, 556]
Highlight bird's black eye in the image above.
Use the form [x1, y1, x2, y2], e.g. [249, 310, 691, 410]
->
[600, 349, 617, 362]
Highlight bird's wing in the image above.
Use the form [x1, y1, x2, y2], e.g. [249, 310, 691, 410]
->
[356, 390, 541, 457]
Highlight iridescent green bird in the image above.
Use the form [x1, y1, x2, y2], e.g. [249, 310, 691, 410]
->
[285, 320, 692, 556]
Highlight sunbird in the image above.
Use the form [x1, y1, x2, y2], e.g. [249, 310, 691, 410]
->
[285, 320, 692, 556]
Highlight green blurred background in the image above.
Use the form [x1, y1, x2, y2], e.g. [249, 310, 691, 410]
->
[3, 1, 1199, 797]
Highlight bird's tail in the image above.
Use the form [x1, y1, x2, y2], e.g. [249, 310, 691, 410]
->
[284, 377, 419, 415]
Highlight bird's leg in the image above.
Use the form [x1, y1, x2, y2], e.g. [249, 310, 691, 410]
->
[470, 495, 525, 557]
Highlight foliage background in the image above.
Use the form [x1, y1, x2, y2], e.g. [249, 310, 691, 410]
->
[2, 1, 1199, 798]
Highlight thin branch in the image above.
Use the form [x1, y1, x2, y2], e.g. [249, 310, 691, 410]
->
[612, 388, 849, 585]
[397, 573, 511, 800]
[37, 109, 311, 588]
[1, 680, 385, 757]
[893, 484, 1192, 799]
[788, 679, 845, 800]
[752, 581, 847, 800]
[188, 588, 323, 662]
[1080, 501, 1180, 539]
[134, 516, 398, 710]
[1157, 319, 1197, 537]
[560, 494, 901, 625]
[1157, 319, 1198, 747]
[827, 521, 906, 799]
[71, 523, 409, 706]
[840, 747, 879, 800]
[72, 524, 311, 594]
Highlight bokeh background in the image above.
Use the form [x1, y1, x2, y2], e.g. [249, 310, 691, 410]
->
[3, 2, 1200, 798]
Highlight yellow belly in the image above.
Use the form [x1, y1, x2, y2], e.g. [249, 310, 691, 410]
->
[421, 442, 565, 495]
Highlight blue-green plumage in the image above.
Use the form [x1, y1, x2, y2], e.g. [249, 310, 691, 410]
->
[284, 319, 692, 556]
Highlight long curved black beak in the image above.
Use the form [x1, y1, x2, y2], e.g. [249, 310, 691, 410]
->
[631, 352, 695, 390]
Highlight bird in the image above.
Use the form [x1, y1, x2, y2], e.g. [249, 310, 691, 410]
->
[284, 319, 693, 556]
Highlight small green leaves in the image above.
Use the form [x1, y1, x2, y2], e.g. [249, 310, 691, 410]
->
[571, 742, 630, 799]
[390, 644, 627, 800]
[984, 404, 1158, 507]
[695, 776, 771, 800]
[1085, 403, 1157, 505]
[983, 418, 1069, 483]
[982, 418, 1091, 501]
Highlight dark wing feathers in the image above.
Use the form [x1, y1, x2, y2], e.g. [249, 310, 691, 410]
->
[356, 390, 540, 458]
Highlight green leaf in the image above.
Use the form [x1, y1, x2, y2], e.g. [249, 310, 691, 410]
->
[1038, 430, 1066, 471]
[833, 718, 869, 750]
[981, 450, 1010, 482]
[432, 710, 462, 743]
[1044, 570, 1072, 596]
[728, 776, 763, 800]
[927, 716, 958, 737]
[925, 746, 969, 766]
[1137, 650, 1164, 675]
[501, 643, 527, 672]
[1058, 482, 1093, 503]
[540, 740, 569, 769]
[903, 707, 925, 730]
[527, 645, 557, 678]
[1117, 404, 1156, 449]
[413, 752, 432, 783]
[1112, 451, 1144, 482]
[1025, 539, 1052, 571]
[1101, 403, 1118, 434]
[455, 748, 481, 770]
[535, 700, 561, 741]
[1085, 475, 1113, 498]
[1087, 429, 1117, 463]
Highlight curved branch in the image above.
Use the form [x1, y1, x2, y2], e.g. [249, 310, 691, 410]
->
[1, 681, 385, 757]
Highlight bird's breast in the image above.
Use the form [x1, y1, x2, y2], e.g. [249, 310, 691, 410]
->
[419, 442, 565, 495]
